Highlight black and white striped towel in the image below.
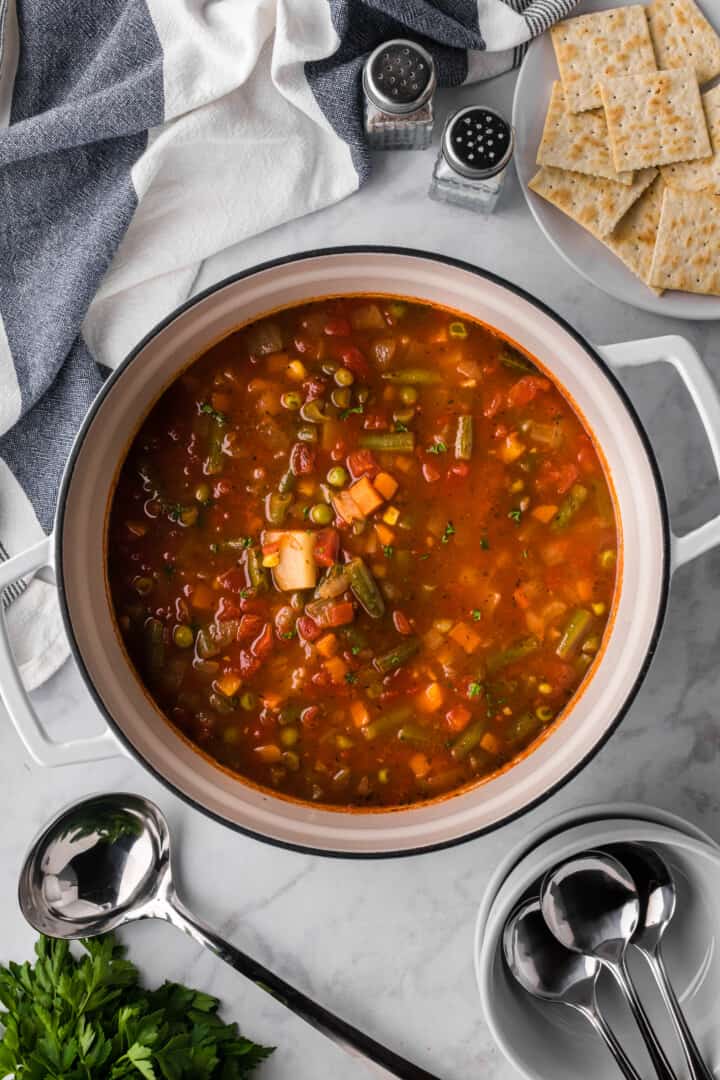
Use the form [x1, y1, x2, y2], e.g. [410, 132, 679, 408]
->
[0, 0, 577, 687]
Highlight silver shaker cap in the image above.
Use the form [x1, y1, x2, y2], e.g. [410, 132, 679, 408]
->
[362, 39, 436, 116]
[441, 105, 514, 179]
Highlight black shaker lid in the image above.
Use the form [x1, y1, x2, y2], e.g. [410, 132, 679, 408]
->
[362, 39, 436, 116]
[442, 106, 514, 179]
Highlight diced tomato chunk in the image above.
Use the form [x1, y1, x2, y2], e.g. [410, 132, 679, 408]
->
[507, 375, 551, 409]
[362, 413, 389, 431]
[238, 614, 264, 641]
[297, 615, 322, 642]
[347, 449, 378, 479]
[446, 705, 472, 732]
[251, 623, 274, 659]
[238, 650, 262, 679]
[290, 442, 316, 475]
[422, 462, 440, 484]
[324, 317, 351, 336]
[484, 391, 505, 419]
[216, 596, 241, 621]
[303, 377, 327, 401]
[393, 610, 413, 635]
[334, 344, 371, 380]
[449, 461, 470, 479]
[314, 528, 339, 567]
[216, 569, 246, 593]
[539, 460, 579, 496]
[322, 601, 355, 628]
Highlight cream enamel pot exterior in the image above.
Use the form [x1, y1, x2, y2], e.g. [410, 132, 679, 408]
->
[2, 249, 720, 857]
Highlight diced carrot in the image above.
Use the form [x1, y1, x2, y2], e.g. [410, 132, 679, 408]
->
[393, 455, 413, 473]
[191, 582, 216, 610]
[374, 521, 395, 546]
[542, 539, 569, 567]
[480, 731, 503, 755]
[532, 504, 558, 524]
[409, 752, 431, 779]
[350, 475, 384, 515]
[448, 621, 482, 654]
[418, 681, 444, 712]
[513, 586, 532, 610]
[255, 744, 282, 764]
[499, 433, 526, 464]
[576, 577, 593, 602]
[316, 632, 338, 659]
[332, 490, 364, 523]
[350, 700, 370, 728]
[446, 705, 472, 731]
[374, 471, 398, 499]
[325, 601, 355, 627]
[215, 672, 242, 698]
[347, 449, 378, 478]
[324, 655, 349, 683]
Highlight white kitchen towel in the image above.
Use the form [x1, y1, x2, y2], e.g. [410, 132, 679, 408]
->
[0, 0, 578, 688]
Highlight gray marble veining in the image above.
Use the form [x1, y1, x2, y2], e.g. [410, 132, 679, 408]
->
[2, 72, 720, 1079]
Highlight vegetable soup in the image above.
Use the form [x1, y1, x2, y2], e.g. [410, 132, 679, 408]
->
[108, 296, 618, 808]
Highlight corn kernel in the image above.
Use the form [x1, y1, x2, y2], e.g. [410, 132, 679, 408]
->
[287, 359, 307, 381]
[502, 706, 513, 716]
[592, 602, 606, 616]
[509, 479, 525, 494]
[378, 767, 390, 783]
[262, 552, 280, 567]
[383, 505, 400, 526]
[538, 682, 552, 695]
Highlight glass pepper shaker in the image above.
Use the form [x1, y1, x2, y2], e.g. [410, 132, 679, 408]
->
[429, 105, 514, 214]
[362, 39, 436, 150]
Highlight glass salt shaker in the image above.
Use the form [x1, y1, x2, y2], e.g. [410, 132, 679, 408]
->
[362, 39, 436, 150]
[429, 105, 514, 213]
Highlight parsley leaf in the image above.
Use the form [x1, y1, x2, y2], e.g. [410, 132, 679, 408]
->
[471, 609, 482, 622]
[394, 421, 409, 433]
[508, 509, 522, 523]
[199, 401, 228, 425]
[441, 520, 455, 544]
[339, 404, 364, 420]
[345, 671, 359, 684]
[480, 535, 490, 550]
[468, 681, 484, 698]
[382, 544, 394, 559]
[427, 440, 447, 455]
[351, 645, 362, 656]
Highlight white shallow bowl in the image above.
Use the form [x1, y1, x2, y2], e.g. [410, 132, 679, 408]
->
[476, 819, 720, 1080]
[513, 0, 720, 321]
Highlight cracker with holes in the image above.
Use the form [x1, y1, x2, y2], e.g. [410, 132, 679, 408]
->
[604, 174, 666, 293]
[661, 83, 720, 191]
[537, 81, 634, 183]
[600, 67, 711, 170]
[649, 185, 720, 293]
[647, 0, 720, 85]
[551, 6, 657, 113]
[528, 164, 658, 238]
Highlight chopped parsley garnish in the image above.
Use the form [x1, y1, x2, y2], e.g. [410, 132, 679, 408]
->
[419, 552, 431, 560]
[345, 671, 359, 684]
[382, 544, 394, 559]
[394, 421, 409, 433]
[480, 535, 490, 550]
[427, 440, 447, 455]
[339, 404, 364, 420]
[468, 681, 484, 698]
[239, 588, 251, 599]
[237, 536, 254, 548]
[351, 645, 361, 656]
[167, 503, 184, 522]
[162, 563, 176, 578]
[281, 629, 297, 640]
[199, 401, 227, 425]
[441, 520, 455, 544]
[508, 509, 522, 523]
[471, 609, 482, 622]
[302, 505, 311, 518]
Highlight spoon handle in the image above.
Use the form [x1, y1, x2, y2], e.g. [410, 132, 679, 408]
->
[607, 957, 678, 1080]
[641, 946, 714, 1080]
[580, 1003, 644, 1080]
[164, 892, 441, 1080]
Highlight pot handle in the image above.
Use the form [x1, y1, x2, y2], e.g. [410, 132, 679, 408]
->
[599, 335, 720, 569]
[0, 536, 121, 766]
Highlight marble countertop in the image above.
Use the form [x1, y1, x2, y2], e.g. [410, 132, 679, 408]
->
[3, 71, 720, 1080]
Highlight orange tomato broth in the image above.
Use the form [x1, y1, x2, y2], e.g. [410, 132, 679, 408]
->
[106, 294, 620, 810]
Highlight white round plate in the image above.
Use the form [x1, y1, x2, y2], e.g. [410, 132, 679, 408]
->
[512, 0, 720, 320]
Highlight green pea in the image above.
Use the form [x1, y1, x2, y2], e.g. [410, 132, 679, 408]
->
[399, 385, 418, 405]
[280, 726, 299, 747]
[180, 505, 199, 527]
[281, 391, 302, 410]
[334, 367, 354, 387]
[310, 503, 333, 525]
[173, 624, 194, 649]
[222, 726, 240, 744]
[331, 387, 351, 409]
[327, 466, 349, 488]
[134, 576, 153, 596]
[240, 690, 258, 711]
[194, 482, 212, 503]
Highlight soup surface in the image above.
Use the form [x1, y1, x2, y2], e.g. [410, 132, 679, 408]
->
[108, 296, 618, 808]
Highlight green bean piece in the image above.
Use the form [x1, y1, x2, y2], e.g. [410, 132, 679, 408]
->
[397, 723, 434, 746]
[551, 484, 588, 531]
[299, 400, 328, 424]
[500, 346, 537, 373]
[265, 491, 293, 525]
[278, 469, 295, 495]
[381, 369, 442, 385]
[246, 547, 269, 592]
[505, 712, 542, 745]
[346, 557, 385, 619]
[454, 415, 473, 461]
[556, 608, 593, 659]
[205, 419, 225, 476]
[314, 564, 351, 600]
[486, 635, 540, 674]
[358, 431, 415, 452]
[450, 718, 487, 761]
[143, 618, 165, 676]
[363, 704, 414, 741]
[373, 635, 420, 675]
[195, 629, 220, 660]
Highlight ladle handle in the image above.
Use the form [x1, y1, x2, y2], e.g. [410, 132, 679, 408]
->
[164, 893, 441, 1080]
[607, 957, 678, 1080]
[642, 947, 714, 1080]
[581, 1003, 644, 1080]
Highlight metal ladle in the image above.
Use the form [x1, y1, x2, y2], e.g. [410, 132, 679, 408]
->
[18, 792, 439, 1080]
[503, 898, 642, 1080]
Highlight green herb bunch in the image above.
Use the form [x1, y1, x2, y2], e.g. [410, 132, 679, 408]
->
[0, 934, 273, 1079]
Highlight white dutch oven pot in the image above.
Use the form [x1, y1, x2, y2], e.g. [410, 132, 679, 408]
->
[1, 249, 719, 857]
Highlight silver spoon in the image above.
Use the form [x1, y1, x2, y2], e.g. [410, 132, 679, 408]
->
[18, 792, 440, 1080]
[503, 898, 643, 1080]
[609, 843, 714, 1080]
[541, 852, 677, 1080]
